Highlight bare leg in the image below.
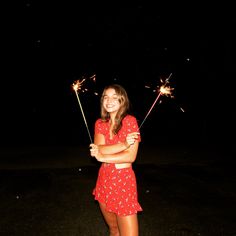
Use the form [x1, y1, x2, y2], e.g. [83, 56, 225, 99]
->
[99, 202, 120, 236]
[117, 214, 138, 236]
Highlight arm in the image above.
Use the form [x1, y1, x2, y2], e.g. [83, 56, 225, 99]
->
[90, 116, 140, 163]
[90, 140, 139, 164]
[94, 134, 130, 154]
[94, 132, 139, 155]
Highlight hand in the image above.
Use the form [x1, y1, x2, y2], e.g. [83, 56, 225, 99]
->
[125, 132, 140, 147]
[89, 144, 103, 162]
[89, 143, 99, 157]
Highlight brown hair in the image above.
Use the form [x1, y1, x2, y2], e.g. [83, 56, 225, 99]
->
[100, 84, 130, 134]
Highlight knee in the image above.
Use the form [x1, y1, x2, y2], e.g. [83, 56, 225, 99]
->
[109, 225, 119, 236]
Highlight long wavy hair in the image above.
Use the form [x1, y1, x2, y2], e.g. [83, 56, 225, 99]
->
[100, 84, 130, 134]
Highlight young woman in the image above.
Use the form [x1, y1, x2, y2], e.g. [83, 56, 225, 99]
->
[90, 84, 142, 236]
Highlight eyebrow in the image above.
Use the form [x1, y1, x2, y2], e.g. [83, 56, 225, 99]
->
[103, 93, 118, 97]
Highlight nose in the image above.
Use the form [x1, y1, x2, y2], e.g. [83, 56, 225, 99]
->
[107, 97, 115, 103]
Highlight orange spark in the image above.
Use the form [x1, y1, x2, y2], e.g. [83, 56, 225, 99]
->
[72, 79, 85, 92]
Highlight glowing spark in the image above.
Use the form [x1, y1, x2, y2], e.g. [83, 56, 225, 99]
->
[90, 74, 96, 81]
[72, 79, 92, 143]
[139, 73, 174, 129]
[72, 79, 85, 92]
[159, 85, 174, 97]
[157, 73, 174, 97]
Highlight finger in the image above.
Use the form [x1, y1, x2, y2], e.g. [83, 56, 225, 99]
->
[130, 132, 140, 135]
[90, 144, 97, 149]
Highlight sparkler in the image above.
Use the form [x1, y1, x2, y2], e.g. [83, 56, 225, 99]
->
[139, 73, 174, 129]
[72, 79, 93, 143]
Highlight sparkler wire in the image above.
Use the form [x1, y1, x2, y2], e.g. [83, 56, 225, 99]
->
[74, 90, 93, 143]
[139, 92, 162, 129]
[139, 73, 173, 129]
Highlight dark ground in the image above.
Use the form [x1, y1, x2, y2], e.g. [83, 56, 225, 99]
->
[0, 144, 235, 236]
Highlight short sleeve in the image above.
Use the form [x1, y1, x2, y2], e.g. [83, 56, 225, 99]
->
[94, 119, 107, 136]
[121, 115, 141, 142]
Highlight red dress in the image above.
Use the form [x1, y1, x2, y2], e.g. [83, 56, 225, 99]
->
[93, 115, 143, 216]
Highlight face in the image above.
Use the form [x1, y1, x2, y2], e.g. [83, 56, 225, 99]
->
[102, 88, 121, 114]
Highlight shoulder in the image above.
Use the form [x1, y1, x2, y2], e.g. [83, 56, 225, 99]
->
[122, 115, 141, 141]
[95, 118, 103, 125]
[122, 115, 139, 129]
[95, 118, 108, 134]
[122, 115, 138, 123]
[95, 118, 107, 128]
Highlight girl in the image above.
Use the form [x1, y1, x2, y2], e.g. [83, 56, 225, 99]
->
[90, 84, 142, 236]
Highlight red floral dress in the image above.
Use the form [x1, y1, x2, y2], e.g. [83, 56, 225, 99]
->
[92, 115, 143, 216]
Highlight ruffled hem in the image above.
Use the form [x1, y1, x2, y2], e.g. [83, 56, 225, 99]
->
[94, 193, 143, 216]
[106, 203, 143, 216]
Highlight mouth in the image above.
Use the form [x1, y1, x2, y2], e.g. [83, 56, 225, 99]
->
[106, 104, 115, 108]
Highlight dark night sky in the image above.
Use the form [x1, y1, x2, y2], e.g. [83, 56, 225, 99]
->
[1, 2, 235, 148]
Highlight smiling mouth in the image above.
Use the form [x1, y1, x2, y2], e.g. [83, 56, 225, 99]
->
[106, 104, 115, 108]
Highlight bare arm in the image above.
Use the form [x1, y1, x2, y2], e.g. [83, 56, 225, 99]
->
[94, 134, 129, 154]
[90, 140, 139, 164]
[94, 132, 139, 155]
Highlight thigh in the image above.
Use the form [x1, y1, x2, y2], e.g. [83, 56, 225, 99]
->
[99, 202, 118, 229]
[117, 214, 138, 236]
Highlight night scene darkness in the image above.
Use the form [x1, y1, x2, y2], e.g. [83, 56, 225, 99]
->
[0, 1, 235, 235]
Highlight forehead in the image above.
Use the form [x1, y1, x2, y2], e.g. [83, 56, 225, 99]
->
[104, 88, 117, 96]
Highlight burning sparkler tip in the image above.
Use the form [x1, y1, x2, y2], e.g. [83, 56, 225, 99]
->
[72, 79, 86, 92]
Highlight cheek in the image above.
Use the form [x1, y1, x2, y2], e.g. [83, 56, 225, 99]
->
[102, 99, 106, 105]
[116, 100, 122, 107]
[115, 103, 121, 109]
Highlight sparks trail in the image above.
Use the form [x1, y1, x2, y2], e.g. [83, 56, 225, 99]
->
[72, 74, 98, 95]
[139, 73, 175, 129]
[72, 75, 97, 143]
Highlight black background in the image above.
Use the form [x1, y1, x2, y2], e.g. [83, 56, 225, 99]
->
[1, 1, 235, 150]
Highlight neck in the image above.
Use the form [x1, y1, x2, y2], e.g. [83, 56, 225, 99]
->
[109, 112, 116, 125]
